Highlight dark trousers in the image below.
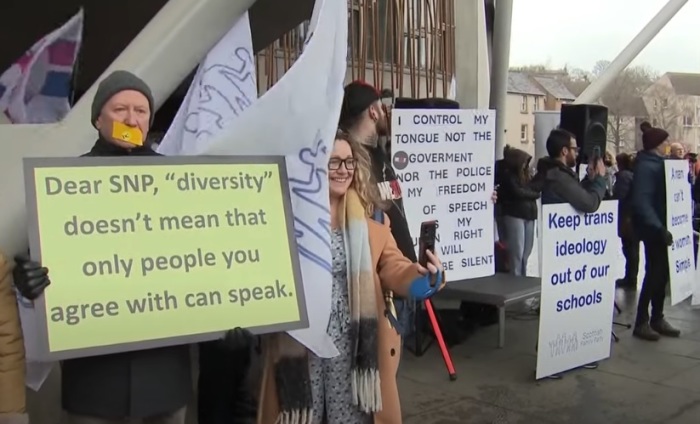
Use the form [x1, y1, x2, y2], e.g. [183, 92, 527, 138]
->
[621, 237, 640, 282]
[636, 242, 669, 325]
[197, 341, 257, 424]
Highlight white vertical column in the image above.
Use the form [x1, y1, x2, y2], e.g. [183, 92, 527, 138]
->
[488, 0, 513, 160]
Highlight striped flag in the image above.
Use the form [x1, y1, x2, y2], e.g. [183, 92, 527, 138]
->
[0, 9, 83, 124]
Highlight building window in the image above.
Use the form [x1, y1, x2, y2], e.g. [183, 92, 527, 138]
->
[684, 115, 694, 127]
[521, 96, 528, 113]
[520, 124, 528, 143]
[533, 97, 539, 111]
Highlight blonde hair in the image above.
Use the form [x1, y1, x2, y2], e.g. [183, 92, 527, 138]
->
[334, 130, 384, 215]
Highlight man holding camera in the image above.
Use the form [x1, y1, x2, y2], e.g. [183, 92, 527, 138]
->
[530, 129, 607, 377]
[532, 129, 607, 213]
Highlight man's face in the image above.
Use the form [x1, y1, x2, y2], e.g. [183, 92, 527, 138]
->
[95, 90, 151, 148]
[369, 100, 389, 137]
[564, 137, 578, 168]
[670, 143, 685, 159]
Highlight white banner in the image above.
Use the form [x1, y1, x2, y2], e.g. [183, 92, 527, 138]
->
[665, 160, 694, 305]
[536, 201, 618, 379]
[197, 0, 347, 358]
[157, 12, 255, 156]
[390, 109, 495, 280]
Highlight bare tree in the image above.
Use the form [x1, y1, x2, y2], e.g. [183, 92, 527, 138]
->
[560, 67, 591, 97]
[596, 65, 656, 153]
[644, 83, 688, 140]
[591, 60, 610, 78]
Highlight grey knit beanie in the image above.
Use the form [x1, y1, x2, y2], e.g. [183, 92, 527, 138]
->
[91, 70, 154, 128]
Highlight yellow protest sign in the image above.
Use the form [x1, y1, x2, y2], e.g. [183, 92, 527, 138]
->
[23, 156, 306, 360]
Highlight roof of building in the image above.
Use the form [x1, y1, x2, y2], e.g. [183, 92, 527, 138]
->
[533, 76, 576, 100]
[666, 72, 700, 96]
[507, 72, 545, 96]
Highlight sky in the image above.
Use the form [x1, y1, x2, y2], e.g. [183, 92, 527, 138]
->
[510, 0, 700, 74]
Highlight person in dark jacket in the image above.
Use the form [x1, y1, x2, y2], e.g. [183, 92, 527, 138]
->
[613, 153, 638, 290]
[531, 129, 607, 212]
[500, 148, 539, 276]
[531, 128, 607, 377]
[338, 82, 498, 335]
[494, 145, 512, 242]
[14, 71, 191, 424]
[13, 71, 258, 424]
[630, 122, 680, 341]
[338, 81, 413, 336]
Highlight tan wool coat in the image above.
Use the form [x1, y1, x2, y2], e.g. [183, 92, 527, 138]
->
[0, 252, 29, 424]
[257, 214, 440, 424]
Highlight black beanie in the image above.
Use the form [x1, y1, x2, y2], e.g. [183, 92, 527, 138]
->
[91, 70, 154, 128]
[339, 80, 380, 129]
[640, 121, 669, 151]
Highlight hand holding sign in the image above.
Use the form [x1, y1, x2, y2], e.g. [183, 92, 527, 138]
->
[13, 254, 50, 300]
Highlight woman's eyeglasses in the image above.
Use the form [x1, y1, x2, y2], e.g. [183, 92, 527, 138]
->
[328, 158, 356, 170]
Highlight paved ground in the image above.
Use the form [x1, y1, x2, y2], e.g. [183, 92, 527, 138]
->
[400, 289, 700, 424]
[25, 287, 700, 424]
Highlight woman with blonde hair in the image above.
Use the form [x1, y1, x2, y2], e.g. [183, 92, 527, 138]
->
[257, 131, 445, 424]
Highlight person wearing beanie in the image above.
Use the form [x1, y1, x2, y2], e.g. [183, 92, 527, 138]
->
[11, 71, 191, 424]
[86, 69, 157, 155]
[630, 121, 679, 341]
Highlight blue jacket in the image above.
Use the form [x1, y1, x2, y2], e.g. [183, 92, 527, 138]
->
[630, 150, 667, 242]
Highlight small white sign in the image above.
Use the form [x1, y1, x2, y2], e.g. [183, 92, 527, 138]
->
[664, 160, 693, 305]
[390, 109, 495, 280]
[536, 201, 618, 380]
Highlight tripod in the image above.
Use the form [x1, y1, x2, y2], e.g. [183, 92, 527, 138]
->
[612, 301, 632, 342]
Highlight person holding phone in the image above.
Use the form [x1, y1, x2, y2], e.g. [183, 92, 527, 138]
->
[531, 129, 607, 213]
[530, 128, 607, 378]
[256, 131, 445, 424]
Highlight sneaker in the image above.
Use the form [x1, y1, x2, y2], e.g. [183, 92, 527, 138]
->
[650, 318, 681, 337]
[582, 362, 598, 369]
[633, 322, 661, 341]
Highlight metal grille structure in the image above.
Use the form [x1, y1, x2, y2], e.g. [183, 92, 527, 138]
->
[255, 0, 456, 98]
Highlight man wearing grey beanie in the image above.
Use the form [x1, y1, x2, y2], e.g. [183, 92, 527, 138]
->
[12, 70, 190, 424]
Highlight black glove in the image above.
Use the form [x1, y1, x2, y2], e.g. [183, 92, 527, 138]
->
[13, 254, 50, 300]
[663, 231, 673, 247]
[221, 327, 255, 351]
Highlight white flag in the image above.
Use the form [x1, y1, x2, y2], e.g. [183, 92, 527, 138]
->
[200, 0, 348, 357]
[0, 10, 83, 124]
[157, 12, 256, 155]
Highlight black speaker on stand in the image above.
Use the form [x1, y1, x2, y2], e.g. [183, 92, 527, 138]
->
[559, 103, 608, 172]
